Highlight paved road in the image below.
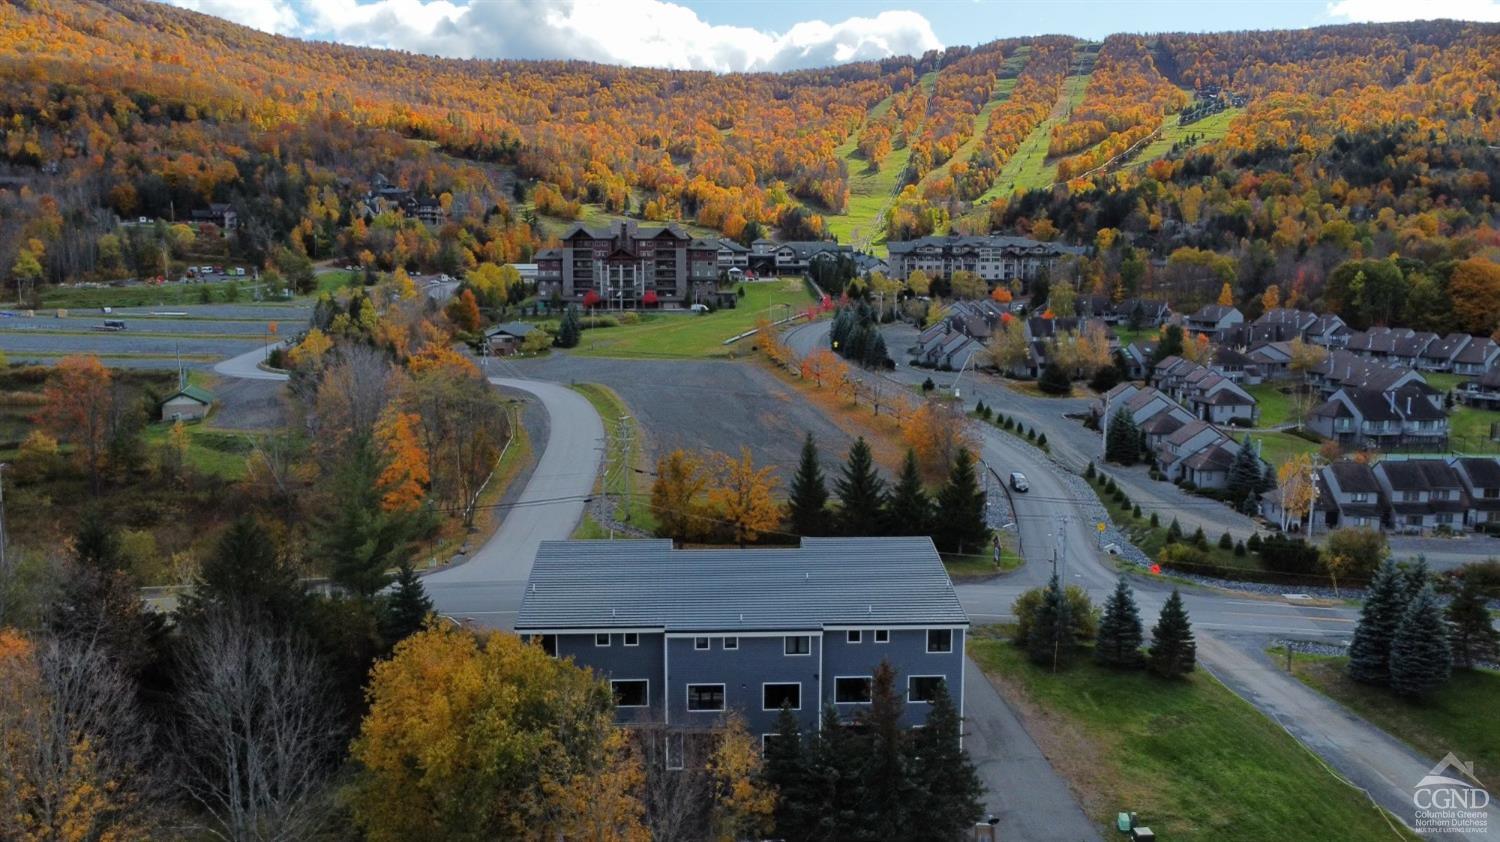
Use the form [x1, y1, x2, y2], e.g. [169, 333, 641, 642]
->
[424, 378, 603, 587]
[212, 342, 288, 380]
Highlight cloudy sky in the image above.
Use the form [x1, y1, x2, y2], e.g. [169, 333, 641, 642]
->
[162, 0, 1500, 72]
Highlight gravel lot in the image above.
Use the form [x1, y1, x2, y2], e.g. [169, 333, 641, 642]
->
[491, 353, 858, 476]
[206, 376, 290, 430]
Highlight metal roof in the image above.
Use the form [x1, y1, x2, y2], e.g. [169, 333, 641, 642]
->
[515, 537, 970, 632]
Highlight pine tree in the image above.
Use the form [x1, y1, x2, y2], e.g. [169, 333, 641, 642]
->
[787, 432, 830, 537]
[1402, 558, 1431, 603]
[908, 680, 984, 838]
[1390, 586, 1453, 697]
[835, 437, 888, 536]
[886, 448, 932, 537]
[1347, 559, 1408, 686]
[803, 706, 863, 840]
[1148, 589, 1196, 678]
[1095, 577, 1145, 669]
[556, 305, 581, 348]
[858, 661, 912, 834]
[1191, 526, 1208, 549]
[181, 513, 305, 627]
[1105, 408, 1140, 465]
[320, 442, 415, 599]
[380, 563, 434, 648]
[1226, 439, 1263, 512]
[1446, 576, 1500, 670]
[763, 705, 810, 840]
[1165, 517, 1182, 544]
[1027, 574, 1073, 669]
[932, 448, 989, 554]
[1038, 361, 1071, 395]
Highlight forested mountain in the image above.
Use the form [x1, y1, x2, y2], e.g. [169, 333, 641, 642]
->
[2, 0, 1499, 321]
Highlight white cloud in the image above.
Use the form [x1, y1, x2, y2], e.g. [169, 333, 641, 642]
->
[168, 0, 300, 33]
[1326, 0, 1500, 23]
[160, 0, 942, 72]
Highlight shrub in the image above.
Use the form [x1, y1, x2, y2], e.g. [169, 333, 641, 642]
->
[922, 377, 935, 392]
[1259, 534, 1321, 575]
[1158, 543, 1210, 569]
[1192, 527, 1209, 550]
[1149, 512, 1160, 527]
[1132, 504, 1142, 518]
[1085, 462, 1096, 479]
[1246, 533, 1263, 553]
[1233, 540, 1246, 557]
[1218, 532, 1233, 550]
[1037, 433, 1048, 448]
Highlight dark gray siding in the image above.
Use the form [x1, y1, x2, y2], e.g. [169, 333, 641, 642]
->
[559, 632, 666, 723]
[667, 634, 823, 736]
[822, 628, 965, 728]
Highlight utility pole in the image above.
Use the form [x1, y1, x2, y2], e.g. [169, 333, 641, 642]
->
[617, 415, 633, 522]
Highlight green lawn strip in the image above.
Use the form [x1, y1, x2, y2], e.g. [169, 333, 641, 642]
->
[971, 638, 1419, 840]
[141, 421, 253, 481]
[1280, 650, 1500, 792]
[1130, 105, 1245, 170]
[1448, 405, 1500, 454]
[569, 383, 656, 532]
[38, 280, 303, 310]
[975, 72, 1092, 205]
[1111, 327, 1157, 348]
[1244, 382, 1295, 427]
[1424, 372, 1468, 393]
[568, 278, 812, 359]
[1248, 430, 1320, 465]
[316, 269, 361, 295]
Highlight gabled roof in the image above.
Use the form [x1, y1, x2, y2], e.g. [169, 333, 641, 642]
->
[1326, 461, 1381, 493]
[1455, 457, 1500, 489]
[515, 537, 969, 632]
[486, 321, 536, 338]
[1187, 304, 1240, 324]
[165, 384, 214, 406]
[1378, 459, 1464, 492]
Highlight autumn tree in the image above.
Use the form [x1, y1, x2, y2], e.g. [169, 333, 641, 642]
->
[1275, 453, 1318, 532]
[1217, 281, 1235, 307]
[707, 447, 781, 547]
[800, 348, 845, 389]
[37, 355, 113, 493]
[350, 624, 647, 841]
[986, 318, 1029, 374]
[652, 450, 708, 544]
[1448, 257, 1500, 335]
[1261, 284, 1281, 312]
[1287, 337, 1327, 376]
[902, 399, 975, 474]
[446, 288, 482, 332]
[373, 409, 430, 513]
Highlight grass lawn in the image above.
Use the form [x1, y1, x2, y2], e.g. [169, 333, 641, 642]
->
[1131, 106, 1245, 170]
[1112, 327, 1158, 348]
[315, 269, 361, 295]
[1283, 650, 1500, 791]
[1449, 405, 1500, 454]
[141, 420, 255, 482]
[943, 527, 1023, 579]
[36, 278, 296, 310]
[971, 638, 1418, 840]
[1424, 372, 1469, 394]
[1249, 430, 1321, 465]
[1245, 382, 1296, 427]
[569, 278, 814, 360]
[570, 382, 656, 533]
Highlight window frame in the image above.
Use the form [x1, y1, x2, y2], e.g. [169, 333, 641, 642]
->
[784, 635, 812, 656]
[834, 676, 873, 705]
[694, 636, 710, 651]
[847, 629, 862, 644]
[762, 682, 802, 711]
[623, 632, 640, 647]
[927, 629, 954, 654]
[686, 683, 726, 713]
[908, 675, 946, 704]
[722, 636, 738, 650]
[594, 633, 611, 647]
[874, 629, 890, 643]
[610, 679, 650, 709]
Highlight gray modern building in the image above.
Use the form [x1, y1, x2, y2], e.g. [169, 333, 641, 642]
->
[514, 537, 970, 742]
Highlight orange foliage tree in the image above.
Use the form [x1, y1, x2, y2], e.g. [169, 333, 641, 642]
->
[37, 354, 112, 492]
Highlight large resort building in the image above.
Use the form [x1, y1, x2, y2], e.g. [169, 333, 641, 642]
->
[536, 221, 722, 309]
[886, 234, 1083, 286]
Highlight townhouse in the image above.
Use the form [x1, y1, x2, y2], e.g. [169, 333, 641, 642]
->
[1250, 308, 1349, 348]
[515, 538, 970, 739]
[1151, 356, 1258, 425]
[1307, 380, 1448, 451]
[1113, 298, 1171, 328]
[886, 234, 1083, 287]
[1453, 337, 1500, 376]
[1453, 457, 1500, 529]
[1155, 418, 1247, 489]
[1182, 304, 1243, 340]
[1374, 459, 1469, 534]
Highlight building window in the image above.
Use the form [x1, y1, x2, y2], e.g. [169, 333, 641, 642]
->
[1437, 513, 1454, 524]
[723, 637, 738, 651]
[909, 676, 946, 703]
[687, 684, 725, 712]
[623, 633, 639, 647]
[595, 634, 611, 647]
[927, 629, 954, 654]
[1351, 493, 1368, 503]
[612, 680, 649, 708]
[847, 630, 862, 644]
[874, 629, 890, 643]
[532, 634, 557, 656]
[694, 637, 710, 651]
[835, 677, 873, 704]
[1402, 491, 1420, 502]
[763, 683, 801, 711]
[784, 636, 811, 656]
[1485, 488, 1499, 499]
[665, 732, 685, 770]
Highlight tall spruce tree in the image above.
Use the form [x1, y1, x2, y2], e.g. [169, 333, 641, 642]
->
[1347, 559, 1408, 686]
[803, 706, 863, 841]
[908, 680, 984, 839]
[787, 433, 830, 537]
[1226, 439, 1263, 512]
[1446, 575, 1500, 670]
[320, 442, 414, 598]
[1148, 589, 1197, 679]
[1027, 574, 1074, 669]
[887, 448, 932, 537]
[1402, 558, 1431, 602]
[556, 305, 581, 348]
[932, 448, 989, 554]
[1390, 586, 1453, 697]
[835, 437, 888, 536]
[1105, 408, 1141, 465]
[380, 563, 434, 649]
[1095, 577, 1145, 669]
[858, 661, 912, 835]
[180, 513, 305, 628]
[763, 705, 810, 840]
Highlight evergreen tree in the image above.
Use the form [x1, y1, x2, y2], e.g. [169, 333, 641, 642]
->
[835, 437, 888, 536]
[1027, 574, 1074, 669]
[858, 661, 912, 834]
[1402, 558, 1431, 602]
[1095, 577, 1145, 669]
[803, 706, 863, 841]
[1226, 440, 1263, 512]
[1148, 589, 1197, 678]
[932, 448, 989, 555]
[1166, 518, 1182, 543]
[908, 680, 984, 839]
[886, 448, 932, 537]
[1390, 586, 1453, 697]
[787, 433, 830, 537]
[1260, 462, 1277, 493]
[1105, 408, 1141, 465]
[1152, 324, 1184, 363]
[380, 563, 434, 648]
[763, 706, 810, 840]
[319, 443, 416, 599]
[556, 305, 581, 348]
[1038, 361, 1071, 395]
[1446, 576, 1500, 670]
[1347, 559, 1408, 686]
[180, 514, 305, 628]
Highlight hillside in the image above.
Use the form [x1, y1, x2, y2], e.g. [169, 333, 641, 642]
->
[2, 1, 1499, 317]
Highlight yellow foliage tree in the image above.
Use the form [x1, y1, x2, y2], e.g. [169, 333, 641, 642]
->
[374, 409, 430, 512]
[349, 624, 647, 841]
[1217, 281, 1235, 307]
[1261, 283, 1281, 312]
[287, 327, 333, 370]
[1275, 453, 1318, 532]
[708, 714, 776, 840]
[652, 449, 709, 543]
[707, 447, 781, 547]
